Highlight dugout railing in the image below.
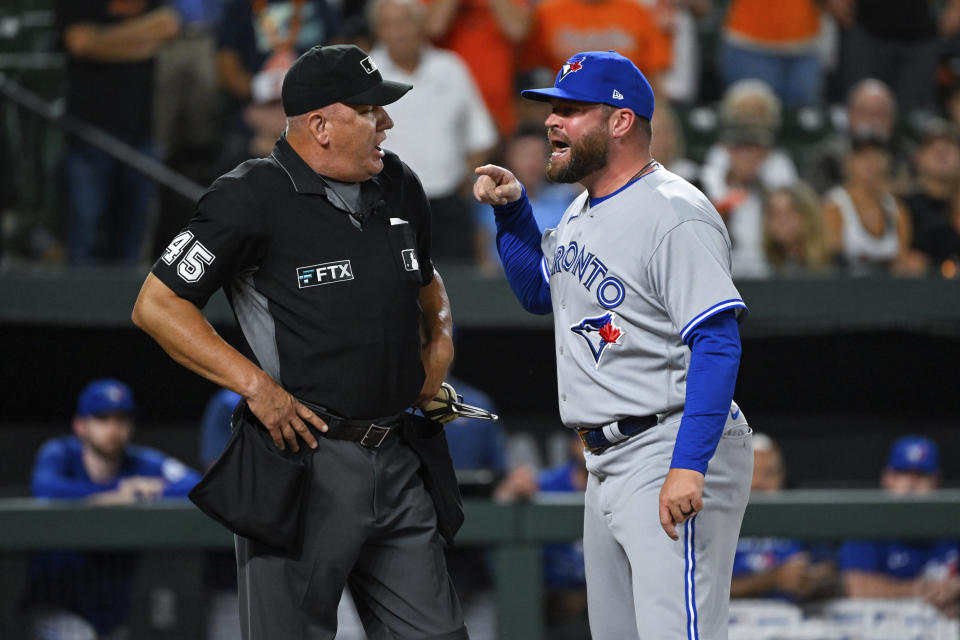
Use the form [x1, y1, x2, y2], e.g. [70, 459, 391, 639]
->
[1, 491, 959, 639]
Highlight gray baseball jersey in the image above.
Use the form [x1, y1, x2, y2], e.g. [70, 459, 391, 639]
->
[540, 167, 747, 427]
[536, 166, 752, 639]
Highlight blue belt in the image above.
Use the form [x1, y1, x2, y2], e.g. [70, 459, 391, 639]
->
[577, 415, 658, 454]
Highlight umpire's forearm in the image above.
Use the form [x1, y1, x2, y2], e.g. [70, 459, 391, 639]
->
[416, 270, 454, 404]
[419, 269, 454, 348]
[132, 273, 270, 400]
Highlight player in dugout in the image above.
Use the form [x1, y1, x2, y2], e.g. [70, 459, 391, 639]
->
[839, 435, 960, 618]
[730, 433, 836, 601]
[22, 378, 201, 640]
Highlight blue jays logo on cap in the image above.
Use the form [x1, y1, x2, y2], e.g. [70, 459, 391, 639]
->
[558, 57, 585, 82]
[887, 436, 940, 474]
[571, 312, 624, 366]
[521, 50, 654, 120]
[76, 378, 135, 417]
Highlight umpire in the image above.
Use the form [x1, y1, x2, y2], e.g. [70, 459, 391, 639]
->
[133, 44, 467, 640]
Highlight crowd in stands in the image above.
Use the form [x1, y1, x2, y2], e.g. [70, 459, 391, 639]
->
[3, 0, 960, 279]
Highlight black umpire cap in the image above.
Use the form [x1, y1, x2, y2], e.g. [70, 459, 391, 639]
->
[281, 44, 412, 116]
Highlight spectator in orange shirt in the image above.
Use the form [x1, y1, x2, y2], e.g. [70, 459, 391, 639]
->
[424, 0, 532, 137]
[641, 0, 713, 105]
[721, 0, 829, 106]
[520, 0, 672, 93]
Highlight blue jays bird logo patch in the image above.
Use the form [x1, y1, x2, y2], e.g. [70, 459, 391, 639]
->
[570, 312, 623, 366]
[558, 57, 585, 82]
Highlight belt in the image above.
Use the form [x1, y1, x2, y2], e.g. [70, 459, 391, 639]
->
[577, 415, 658, 455]
[300, 400, 404, 448]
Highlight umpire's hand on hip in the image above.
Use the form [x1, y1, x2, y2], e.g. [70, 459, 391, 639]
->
[659, 468, 705, 540]
[247, 372, 326, 452]
[474, 165, 523, 205]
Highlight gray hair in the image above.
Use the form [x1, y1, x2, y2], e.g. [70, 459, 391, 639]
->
[720, 79, 782, 131]
[846, 78, 897, 120]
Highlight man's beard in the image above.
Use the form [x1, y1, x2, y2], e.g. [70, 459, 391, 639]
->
[87, 438, 125, 461]
[546, 125, 610, 184]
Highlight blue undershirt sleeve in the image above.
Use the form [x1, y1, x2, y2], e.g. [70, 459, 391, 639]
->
[162, 468, 203, 498]
[492, 187, 552, 315]
[31, 441, 99, 499]
[670, 309, 741, 474]
[199, 390, 241, 467]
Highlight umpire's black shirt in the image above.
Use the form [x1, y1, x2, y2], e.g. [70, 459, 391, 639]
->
[152, 136, 434, 419]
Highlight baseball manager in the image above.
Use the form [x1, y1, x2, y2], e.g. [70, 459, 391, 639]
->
[133, 44, 466, 640]
[474, 50, 753, 639]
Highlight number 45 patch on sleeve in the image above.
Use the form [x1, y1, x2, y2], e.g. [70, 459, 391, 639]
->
[163, 231, 216, 283]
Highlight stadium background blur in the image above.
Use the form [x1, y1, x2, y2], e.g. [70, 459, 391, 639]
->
[1, 0, 959, 638]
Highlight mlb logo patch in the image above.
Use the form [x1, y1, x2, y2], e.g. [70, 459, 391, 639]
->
[401, 249, 419, 272]
[297, 260, 354, 288]
[360, 56, 377, 74]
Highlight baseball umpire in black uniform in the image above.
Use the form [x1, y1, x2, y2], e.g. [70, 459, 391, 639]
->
[133, 44, 467, 640]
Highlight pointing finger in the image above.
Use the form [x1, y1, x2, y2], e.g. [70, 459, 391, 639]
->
[474, 164, 503, 178]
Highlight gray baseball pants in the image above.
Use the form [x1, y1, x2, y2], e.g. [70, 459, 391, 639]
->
[583, 406, 753, 639]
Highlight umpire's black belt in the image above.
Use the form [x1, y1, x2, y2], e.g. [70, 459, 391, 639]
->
[577, 415, 658, 454]
[300, 400, 403, 448]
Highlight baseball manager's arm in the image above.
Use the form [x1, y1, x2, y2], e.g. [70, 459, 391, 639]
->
[132, 274, 325, 452]
[474, 165, 552, 314]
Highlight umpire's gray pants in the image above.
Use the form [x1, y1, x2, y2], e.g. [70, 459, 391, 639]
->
[236, 434, 467, 640]
[583, 405, 753, 639]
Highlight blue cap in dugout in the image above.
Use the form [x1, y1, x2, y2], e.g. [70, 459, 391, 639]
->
[76, 378, 136, 417]
[521, 50, 655, 120]
[886, 435, 940, 475]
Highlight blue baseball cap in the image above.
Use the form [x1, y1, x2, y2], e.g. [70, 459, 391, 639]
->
[76, 379, 136, 417]
[521, 51, 654, 120]
[886, 436, 940, 474]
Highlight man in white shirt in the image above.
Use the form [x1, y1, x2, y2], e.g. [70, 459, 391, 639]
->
[369, 0, 498, 263]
